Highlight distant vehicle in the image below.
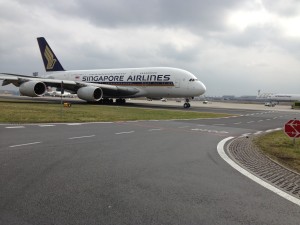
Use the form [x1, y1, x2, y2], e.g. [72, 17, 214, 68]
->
[264, 102, 276, 107]
[203, 100, 208, 104]
[0, 37, 206, 108]
[161, 98, 167, 102]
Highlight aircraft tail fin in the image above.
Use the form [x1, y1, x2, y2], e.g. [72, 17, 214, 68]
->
[37, 37, 65, 72]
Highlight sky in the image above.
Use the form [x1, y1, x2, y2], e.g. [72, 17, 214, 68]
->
[1, 0, 300, 96]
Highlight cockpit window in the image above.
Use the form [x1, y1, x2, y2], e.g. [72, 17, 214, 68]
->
[189, 78, 198, 82]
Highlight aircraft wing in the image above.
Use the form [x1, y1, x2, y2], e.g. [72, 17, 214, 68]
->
[0, 73, 79, 92]
[0, 73, 139, 97]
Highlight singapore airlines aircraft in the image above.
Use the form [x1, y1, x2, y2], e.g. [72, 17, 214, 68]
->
[0, 37, 206, 108]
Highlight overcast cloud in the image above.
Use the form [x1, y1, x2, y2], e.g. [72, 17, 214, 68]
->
[1, 0, 300, 96]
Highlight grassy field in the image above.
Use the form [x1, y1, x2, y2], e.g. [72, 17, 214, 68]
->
[0, 98, 232, 123]
[254, 131, 300, 173]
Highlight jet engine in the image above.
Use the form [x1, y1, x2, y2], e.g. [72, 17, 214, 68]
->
[19, 81, 47, 97]
[77, 86, 103, 101]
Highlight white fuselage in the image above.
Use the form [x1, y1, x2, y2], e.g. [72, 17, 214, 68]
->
[46, 67, 206, 98]
[268, 94, 300, 102]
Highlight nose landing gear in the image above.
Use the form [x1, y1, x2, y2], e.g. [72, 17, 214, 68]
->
[183, 99, 191, 108]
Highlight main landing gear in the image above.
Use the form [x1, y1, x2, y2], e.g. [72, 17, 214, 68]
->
[98, 98, 126, 104]
[115, 98, 126, 104]
[183, 98, 191, 108]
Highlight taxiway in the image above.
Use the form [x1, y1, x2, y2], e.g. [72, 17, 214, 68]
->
[0, 101, 300, 224]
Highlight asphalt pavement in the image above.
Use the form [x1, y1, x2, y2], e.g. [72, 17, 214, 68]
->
[1, 101, 300, 224]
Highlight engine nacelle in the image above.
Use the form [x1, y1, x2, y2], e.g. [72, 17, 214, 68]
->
[19, 81, 47, 97]
[77, 86, 103, 101]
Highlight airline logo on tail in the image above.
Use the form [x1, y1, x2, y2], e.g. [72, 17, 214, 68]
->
[37, 37, 65, 72]
[44, 45, 57, 70]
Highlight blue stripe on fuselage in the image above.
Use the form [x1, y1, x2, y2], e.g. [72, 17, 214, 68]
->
[90, 81, 174, 86]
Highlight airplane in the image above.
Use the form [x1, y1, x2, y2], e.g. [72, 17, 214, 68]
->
[267, 94, 300, 102]
[257, 92, 300, 106]
[0, 37, 206, 108]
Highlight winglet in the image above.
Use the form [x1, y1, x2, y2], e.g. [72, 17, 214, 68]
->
[37, 37, 65, 72]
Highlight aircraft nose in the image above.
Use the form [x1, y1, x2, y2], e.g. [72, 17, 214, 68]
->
[197, 81, 206, 95]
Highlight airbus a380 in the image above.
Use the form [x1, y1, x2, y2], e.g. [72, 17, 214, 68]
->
[0, 37, 206, 108]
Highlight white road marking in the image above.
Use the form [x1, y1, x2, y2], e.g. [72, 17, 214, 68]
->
[67, 123, 82, 126]
[178, 126, 190, 128]
[38, 125, 55, 127]
[265, 129, 274, 133]
[10, 142, 41, 148]
[234, 122, 242, 125]
[218, 131, 230, 134]
[69, 135, 95, 140]
[6, 126, 25, 129]
[240, 133, 252, 137]
[217, 137, 300, 207]
[247, 121, 254, 124]
[115, 131, 135, 135]
[265, 128, 282, 133]
[257, 120, 264, 122]
[213, 124, 225, 126]
[254, 131, 263, 135]
[148, 128, 162, 131]
[95, 122, 113, 124]
[191, 128, 229, 134]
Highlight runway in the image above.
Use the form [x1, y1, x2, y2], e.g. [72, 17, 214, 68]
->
[1, 101, 300, 224]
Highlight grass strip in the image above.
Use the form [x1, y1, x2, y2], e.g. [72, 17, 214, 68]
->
[254, 130, 300, 173]
[0, 99, 232, 123]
